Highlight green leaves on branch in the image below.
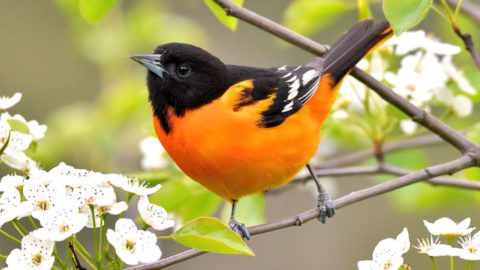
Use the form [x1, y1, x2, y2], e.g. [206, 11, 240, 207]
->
[170, 217, 254, 256]
[383, 0, 432, 35]
[79, 0, 117, 23]
[204, 0, 244, 31]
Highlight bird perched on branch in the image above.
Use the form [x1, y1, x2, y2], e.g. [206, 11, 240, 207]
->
[130, 20, 392, 239]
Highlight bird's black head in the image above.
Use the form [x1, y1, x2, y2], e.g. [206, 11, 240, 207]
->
[130, 43, 228, 132]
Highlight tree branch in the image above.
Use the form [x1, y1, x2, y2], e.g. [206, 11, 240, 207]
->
[321, 134, 445, 168]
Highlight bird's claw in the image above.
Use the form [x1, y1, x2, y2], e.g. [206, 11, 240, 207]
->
[229, 219, 250, 240]
[317, 195, 335, 224]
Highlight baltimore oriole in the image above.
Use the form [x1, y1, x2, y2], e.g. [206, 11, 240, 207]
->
[130, 20, 393, 239]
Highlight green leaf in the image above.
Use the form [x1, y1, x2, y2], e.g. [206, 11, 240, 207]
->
[221, 194, 265, 226]
[204, 0, 244, 31]
[170, 217, 254, 256]
[383, 0, 432, 35]
[7, 119, 30, 134]
[284, 0, 349, 36]
[358, 0, 373, 20]
[79, 0, 117, 24]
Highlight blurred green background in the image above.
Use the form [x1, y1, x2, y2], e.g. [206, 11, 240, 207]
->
[1, 0, 480, 269]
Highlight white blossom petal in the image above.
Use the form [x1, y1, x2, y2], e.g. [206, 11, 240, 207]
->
[0, 93, 22, 110]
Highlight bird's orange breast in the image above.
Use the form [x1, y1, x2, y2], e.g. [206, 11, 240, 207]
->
[153, 76, 338, 201]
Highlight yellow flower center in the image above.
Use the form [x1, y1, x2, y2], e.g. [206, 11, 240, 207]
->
[125, 239, 136, 254]
[383, 261, 392, 270]
[36, 200, 50, 211]
[31, 253, 43, 266]
[59, 224, 70, 233]
[468, 246, 477, 254]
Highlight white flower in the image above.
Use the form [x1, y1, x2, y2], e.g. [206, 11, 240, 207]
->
[139, 137, 169, 170]
[414, 236, 457, 256]
[107, 174, 161, 196]
[138, 196, 174, 231]
[358, 228, 409, 270]
[385, 51, 448, 107]
[455, 232, 480, 260]
[424, 217, 474, 237]
[388, 30, 461, 56]
[34, 204, 88, 241]
[107, 218, 162, 265]
[0, 93, 22, 110]
[452, 95, 473, 117]
[5, 232, 54, 270]
[0, 188, 32, 228]
[23, 180, 67, 220]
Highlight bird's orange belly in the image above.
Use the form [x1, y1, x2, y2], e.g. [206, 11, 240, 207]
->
[154, 105, 322, 201]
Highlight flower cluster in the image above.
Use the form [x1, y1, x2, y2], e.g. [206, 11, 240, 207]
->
[1, 162, 174, 267]
[358, 217, 480, 270]
[0, 93, 46, 172]
[333, 30, 476, 136]
[0, 93, 174, 268]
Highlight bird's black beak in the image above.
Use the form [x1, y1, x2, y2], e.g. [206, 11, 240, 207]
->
[129, 54, 169, 79]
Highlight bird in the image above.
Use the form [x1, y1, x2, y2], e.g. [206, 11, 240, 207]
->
[130, 20, 393, 239]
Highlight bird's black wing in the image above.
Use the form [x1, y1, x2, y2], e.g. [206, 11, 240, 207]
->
[257, 65, 322, 127]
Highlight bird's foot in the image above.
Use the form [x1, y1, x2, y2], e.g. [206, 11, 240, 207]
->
[317, 192, 335, 224]
[228, 219, 250, 240]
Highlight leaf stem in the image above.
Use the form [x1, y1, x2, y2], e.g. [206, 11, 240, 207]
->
[10, 220, 25, 237]
[454, 0, 464, 18]
[430, 256, 438, 270]
[0, 229, 21, 244]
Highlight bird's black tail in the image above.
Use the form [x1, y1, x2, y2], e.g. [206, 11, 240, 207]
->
[324, 20, 393, 84]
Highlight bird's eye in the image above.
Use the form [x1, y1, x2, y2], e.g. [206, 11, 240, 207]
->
[176, 64, 191, 78]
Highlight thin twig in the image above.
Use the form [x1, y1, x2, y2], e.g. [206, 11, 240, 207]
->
[321, 134, 444, 168]
[453, 25, 480, 69]
[446, 0, 480, 23]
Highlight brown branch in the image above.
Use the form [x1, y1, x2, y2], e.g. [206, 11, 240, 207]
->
[453, 26, 480, 69]
[321, 134, 444, 168]
[269, 162, 480, 195]
[127, 155, 476, 270]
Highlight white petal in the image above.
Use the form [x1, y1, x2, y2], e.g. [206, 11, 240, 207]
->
[357, 260, 375, 270]
[115, 218, 137, 232]
[0, 93, 22, 110]
[108, 201, 128, 215]
[400, 120, 417, 135]
[138, 196, 175, 231]
[21, 232, 55, 256]
[395, 228, 410, 254]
